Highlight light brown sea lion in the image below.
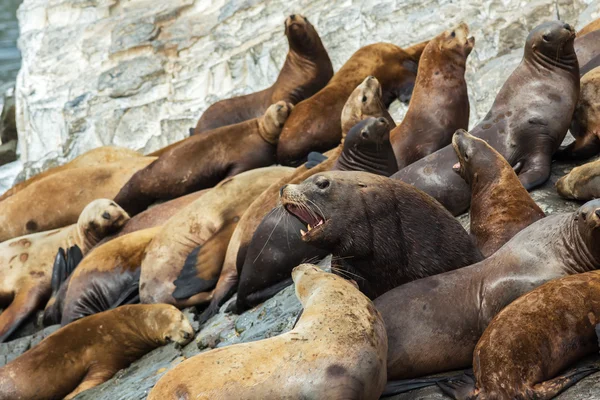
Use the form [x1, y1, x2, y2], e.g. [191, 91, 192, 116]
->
[439, 269, 600, 400]
[149, 264, 387, 400]
[556, 66, 600, 160]
[556, 157, 600, 200]
[452, 130, 545, 257]
[193, 14, 333, 134]
[0, 304, 193, 400]
[114, 102, 293, 215]
[0, 157, 153, 242]
[391, 23, 473, 169]
[140, 166, 293, 308]
[375, 199, 600, 381]
[0, 199, 129, 342]
[0, 146, 141, 202]
[277, 40, 429, 166]
[393, 21, 579, 216]
[577, 17, 600, 38]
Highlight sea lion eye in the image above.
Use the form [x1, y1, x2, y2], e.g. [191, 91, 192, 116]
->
[542, 34, 550, 42]
[362, 95, 367, 103]
[315, 178, 330, 190]
[102, 212, 111, 220]
[582, 211, 587, 221]
[450, 31, 456, 38]
[361, 130, 369, 139]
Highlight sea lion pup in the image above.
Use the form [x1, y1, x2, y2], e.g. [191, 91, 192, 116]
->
[0, 157, 153, 242]
[280, 171, 482, 299]
[555, 66, 600, 160]
[0, 304, 193, 400]
[277, 40, 429, 166]
[393, 21, 579, 216]
[452, 130, 545, 257]
[194, 14, 333, 134]
[149, 264, 387, 400]
[141, 166, 293, 308]
[375, 199, 600, 381]
[0, 199, 129, 342]
[391, 22, 474, 169]
[0, 146, 141, 202]
[556, 157, 600, 200]
[114, 101, 293, 216]
[438, 270, 600, 400]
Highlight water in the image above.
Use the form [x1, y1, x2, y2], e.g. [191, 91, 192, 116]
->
[0, 0, 21, 102]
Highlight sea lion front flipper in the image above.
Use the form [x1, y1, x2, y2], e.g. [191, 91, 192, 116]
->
[436, 372, 476, 400]
[527, 366, 598, 400]
[234, 277, 294, 313]
[109, 269, 141, 309]
[596, 323, 600, 349]
[64, 366, 116, 400]
[50, 248, 68, 295]
[517, 154, 552, 191]
[305, 152, 328, 169]
[0, 286, 44, 342]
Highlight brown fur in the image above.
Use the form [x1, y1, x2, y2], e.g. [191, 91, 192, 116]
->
[0, 305, 193, 400]
[193, 14, 333, 134]
[556, 156, 600, 200]
[277, 40, 429, 166]
[149, 264, 387, 400]
[0, 200, 129, 342]
[577, 18, 600, 38]
[391, 23, 473, 169]
[114, 102, 293, 216]
[453, 130, 545, 257]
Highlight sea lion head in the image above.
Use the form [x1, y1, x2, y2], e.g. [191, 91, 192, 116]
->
[291, 263, 323, 302]
[527, 20, 576, 60]
[146, 304, 195, 346]
[340, 76, 386, 137]
[260, 101, 294, 145]
[451, 129, 497, 185]
[345, 117, 391, 150]
[437, 22, 474, 58]
[79, 199, 130, 240]
[285, 14, 318, 51]
[574, 199, 600, 237]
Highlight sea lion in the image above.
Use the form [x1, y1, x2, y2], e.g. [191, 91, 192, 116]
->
[0, 146, 141, 202]
[575, 29, 600, 75]
[393, 21, 579, 216]
[0, 157, 153, 242]
[452, 130, 545, 257]
[141, 166, 294, 308]
[391, 23, 474, 169]
[0, 304, 193, 400]
[555, 66, 600, 160]
[114, 101, 293, 215]
[194, 14, 333, 134]
[0, 199, 129, 342]
[375, 199, 600, 380]
[556, 157, 600, 200]
[281, 171, 483, 299]
[577, 17, 600, 38]
[439, 270, 600, 400]
[149, 264, 388, 400]
[277, 40, 429, 166]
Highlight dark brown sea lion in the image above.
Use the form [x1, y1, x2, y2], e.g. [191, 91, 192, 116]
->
[575, 29, 600, 76]
[375, 199, 600, 380]
[393, 21, 579, 216]
[0, 199, 129, 342]
[277, 40, 429, 166]
[452, 130, 545, 257]
[149, 264, 387, 400]
[439, 270, 600, 400]
[555, 66, 600, 160]
[280, 171, 483, 299]
[0, 304, 193, 400]
[193, 14, 333, 134]
[114, 101, 293, 216]
[391, 22, 473, 169]
[234, 117, 398, 312]
[0, 157, 153, 242]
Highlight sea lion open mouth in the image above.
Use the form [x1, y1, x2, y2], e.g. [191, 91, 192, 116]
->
[283, 203, 327, 238]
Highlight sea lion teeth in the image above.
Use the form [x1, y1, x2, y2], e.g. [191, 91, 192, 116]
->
[307, 224, 312, 231]
[301, 229, 306, 236]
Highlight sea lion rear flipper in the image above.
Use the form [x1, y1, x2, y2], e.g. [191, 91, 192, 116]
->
[527, 366, 599, 400]
[554, 138, 600, 161]
[380, 376, 452, 397]
[436, 372, 476, 400]
[305, 152, 328, 169]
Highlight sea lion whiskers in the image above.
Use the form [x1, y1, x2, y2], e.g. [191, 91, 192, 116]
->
[253, 206, 289, 263]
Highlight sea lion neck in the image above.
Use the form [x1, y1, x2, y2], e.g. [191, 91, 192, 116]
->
[75, 224, 100, 253]
[563, 216, 600, 273]
[527, 46, 579, 74]
[335, 144, 397, 176]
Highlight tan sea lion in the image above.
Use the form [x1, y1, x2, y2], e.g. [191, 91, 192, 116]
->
[391, 23, 473, 169]
[556, 156, 600, 200]
[0, 199, 129, 342]
[194, 14, 333, 134]
[140, 166, 294, 308]
[0, 157, 153, 242]
[439, 269, 600, 400]
[114, 101, 293, 215]
[277, 40, 429, 166]
[149, 264, 388, 400]
[0, 304, 193, 400]
[452, 130, 545, 257]
[577, 17, 600, 38]
[0, 146, 141, 202]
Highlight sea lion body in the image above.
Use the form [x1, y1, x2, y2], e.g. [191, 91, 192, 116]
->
[277, 40, 429, 166]
[0, 304, 193, 400]
[556, 156, 600, 200]
[114, 102, 293, 215]
[140, 167, 293, 308]
[452, 130, 545, 257]
[194, 15, 332, 133]
[0, 157, 152, 241]
[281, 171, 482, 299]
[376, 200, 600, 380]
[577, 18, 600, 38]
[391, 23, 473, 169]
[149, 264, 387, 400]
[0, 199, 129, 342]
[393, 21, 579, 215]
[575, 29, 600, 75]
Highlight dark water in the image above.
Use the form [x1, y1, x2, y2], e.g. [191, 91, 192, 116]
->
[0, 0, 21, 98]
